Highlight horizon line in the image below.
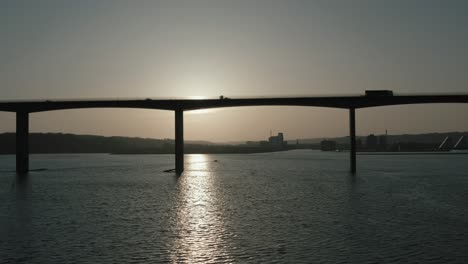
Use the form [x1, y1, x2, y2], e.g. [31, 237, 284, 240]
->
[1, 130, 467, 144]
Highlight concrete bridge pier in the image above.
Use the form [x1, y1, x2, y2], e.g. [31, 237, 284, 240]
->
[349, 108, 356, 174]
[16, 112, 29, 175]
[175, 109, 184, 175]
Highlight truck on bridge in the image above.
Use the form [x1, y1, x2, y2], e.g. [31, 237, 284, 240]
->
[365, 90, 394, 96]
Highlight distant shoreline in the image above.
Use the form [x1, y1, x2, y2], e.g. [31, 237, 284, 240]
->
[1, 150, 468, 156]
[357, 151, 468, 155]
[113, 150, 468, 155]
[109, 149, 294, 155]
[1, 132, 467, 155]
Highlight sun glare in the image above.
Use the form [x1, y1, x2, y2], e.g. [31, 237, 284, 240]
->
[187, 96, 217, 115]
[188, 108, 216, 115]
[173, 72, 222, 115]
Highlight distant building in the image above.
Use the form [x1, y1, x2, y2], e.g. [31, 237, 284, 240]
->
[320, 140, 337, 151]
[365, 133, 388, 150]
[378, 135, 387, 150]
[268, 133, 285, 147]
[356, 138, 363, 150]
[366, 134, 378, 150]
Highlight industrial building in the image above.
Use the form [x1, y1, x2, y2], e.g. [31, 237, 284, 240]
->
[269, 132, 285, 148]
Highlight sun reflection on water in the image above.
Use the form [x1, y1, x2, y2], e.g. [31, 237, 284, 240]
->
[169, 154, 232, 263]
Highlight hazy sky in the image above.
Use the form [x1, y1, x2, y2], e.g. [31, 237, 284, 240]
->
[1, 0, 468, 141]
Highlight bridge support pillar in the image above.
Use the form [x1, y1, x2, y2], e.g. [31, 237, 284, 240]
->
[175, 109, 184, 175]
[349, 108, 356, 174]
[16, 112, 29, 175]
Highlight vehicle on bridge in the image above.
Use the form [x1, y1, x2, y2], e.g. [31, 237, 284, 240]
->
[365, 90, 394, 96]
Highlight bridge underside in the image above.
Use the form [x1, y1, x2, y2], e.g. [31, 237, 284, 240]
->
[14, 110, 188, 176]
[8, 94, 468, 175]
[13, 108, 358, 176]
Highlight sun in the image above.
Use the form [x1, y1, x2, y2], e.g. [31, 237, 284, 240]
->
[169, 71, 225, 114]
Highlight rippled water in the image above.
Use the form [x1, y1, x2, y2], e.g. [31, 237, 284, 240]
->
[0, 151, 467, 263]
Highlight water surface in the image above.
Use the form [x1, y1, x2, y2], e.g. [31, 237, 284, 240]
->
[1, 151, 467, 263]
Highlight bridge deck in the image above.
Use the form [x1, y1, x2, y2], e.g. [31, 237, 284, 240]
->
[1, 94, 468, 113]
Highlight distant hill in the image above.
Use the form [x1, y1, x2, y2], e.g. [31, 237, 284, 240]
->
[0, 133, 172, 154]
[0, 133, 284, 154]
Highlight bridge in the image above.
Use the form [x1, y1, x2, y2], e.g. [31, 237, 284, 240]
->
[2, 93, 468, 175]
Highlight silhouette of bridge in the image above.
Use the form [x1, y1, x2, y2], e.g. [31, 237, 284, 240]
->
[2, 93, 468, 175]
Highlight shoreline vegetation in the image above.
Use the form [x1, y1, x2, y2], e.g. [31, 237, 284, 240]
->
[0, 132, 466, 155]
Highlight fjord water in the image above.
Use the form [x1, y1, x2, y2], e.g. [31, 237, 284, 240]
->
[1, 151, 467, 263]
